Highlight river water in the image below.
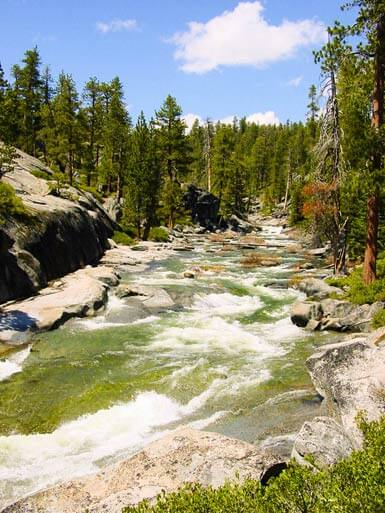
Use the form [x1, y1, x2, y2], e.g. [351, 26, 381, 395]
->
[0, 225, 337, 508]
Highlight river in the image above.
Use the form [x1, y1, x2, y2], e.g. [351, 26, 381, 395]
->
[0, 224, 337, 509]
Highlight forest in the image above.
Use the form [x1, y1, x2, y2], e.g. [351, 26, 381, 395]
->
[0, 0, 384, 285]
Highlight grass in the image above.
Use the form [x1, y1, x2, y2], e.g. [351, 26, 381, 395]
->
[123, 415, 385, 513]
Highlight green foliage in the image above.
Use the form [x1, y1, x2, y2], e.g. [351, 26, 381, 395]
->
[30, 167, 51, 180]
[0, 144, 17, 175]
[326, 259, 385, 304]
[124, 415, 385, 513]
[372, 309, 385, 329]
[0, 181, 28, 223]
[148, 226, 169, 242]
[111, 231, 134, 246]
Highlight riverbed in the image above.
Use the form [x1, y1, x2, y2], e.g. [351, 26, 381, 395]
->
[0, 225, 339, 509]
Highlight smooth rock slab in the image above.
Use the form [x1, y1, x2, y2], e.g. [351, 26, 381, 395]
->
[2, 428, 281, 513]
[1, 273, 109, 340]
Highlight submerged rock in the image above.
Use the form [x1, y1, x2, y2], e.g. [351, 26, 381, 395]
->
[2, 428, 282, 513]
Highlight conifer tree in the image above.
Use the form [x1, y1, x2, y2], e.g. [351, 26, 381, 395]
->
[100, 77, 131, 199]
[155, 95, 190, 227]
[11, 47, 43, 156]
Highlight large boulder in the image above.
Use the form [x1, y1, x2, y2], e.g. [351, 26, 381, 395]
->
[2, 428, 282, 513]
[306, 336, 385, 446]
[291, 301, 323, 328]
[184, 185, 220, 229]
[293, 332, 385, 467]
[0, 269, 113, 343]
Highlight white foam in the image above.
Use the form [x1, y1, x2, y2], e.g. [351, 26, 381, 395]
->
[149, 317, 280, 355]
[0, 346, 31, 382]
[0, 388, 218, 508]
[188, 411, 228, 430]
[132, 315, 161, 325]
[192, 292, 261, 316]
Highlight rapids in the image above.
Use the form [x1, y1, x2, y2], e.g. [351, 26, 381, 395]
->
[0, 225, 338, 508]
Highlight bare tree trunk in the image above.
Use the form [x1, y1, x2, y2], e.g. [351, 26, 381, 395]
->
[363, 16, 385, 285]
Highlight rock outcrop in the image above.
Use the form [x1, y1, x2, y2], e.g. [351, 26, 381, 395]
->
[293, 330, 385, 467]
[2, 427, 282, 513]
[0, 148, 117, 304]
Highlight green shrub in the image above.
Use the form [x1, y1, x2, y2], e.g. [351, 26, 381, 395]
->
[123, 415, 385, 513]
[372, 309, 385, 329]
[326, 262, 385, 305]
[148, 226, 169, 242]
[30, 168, 51, 180]
[0, 182, 28, 223]
[112, 230, 134, 246]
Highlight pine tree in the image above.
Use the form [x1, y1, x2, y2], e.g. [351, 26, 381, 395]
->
[48, 72, 81, 185]
[82, 77, 104, 186]
[125, 112, 161, 238]
[155, 95, 190, 227]
[11, 47, 43, 155]
[100, 77, 131, 199]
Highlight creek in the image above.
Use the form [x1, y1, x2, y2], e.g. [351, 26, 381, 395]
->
[0, 225, 339, 509]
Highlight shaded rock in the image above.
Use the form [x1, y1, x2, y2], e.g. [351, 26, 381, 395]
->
[183, 270, 196, 279]
[228, 214, 254, 234]
[183, 184, 220, 229]
[103, 197, 123, 223]
[172, 245, 194, 252]
[290, 301, 323, 328]
[2, 428, 282, 513]
[292, 416, 354, 468]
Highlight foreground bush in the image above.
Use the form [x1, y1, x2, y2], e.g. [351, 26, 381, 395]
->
[123, 416, 385, 513]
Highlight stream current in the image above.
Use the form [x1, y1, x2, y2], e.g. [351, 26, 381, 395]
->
[0, 225, 338, 508]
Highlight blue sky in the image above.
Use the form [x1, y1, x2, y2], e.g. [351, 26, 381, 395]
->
[1, 0, 355, 126]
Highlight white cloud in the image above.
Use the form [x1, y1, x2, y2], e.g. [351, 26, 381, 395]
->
[246, 111, 280, 125]
[171, 1, 325, 74]
[96, 19, 138, 34]
[182, 113, 204, 131]
[221, 111, 280, 126]
[288, 75, 303, 87]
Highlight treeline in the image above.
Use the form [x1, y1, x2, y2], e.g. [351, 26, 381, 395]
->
[0, 48, 317, 236]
